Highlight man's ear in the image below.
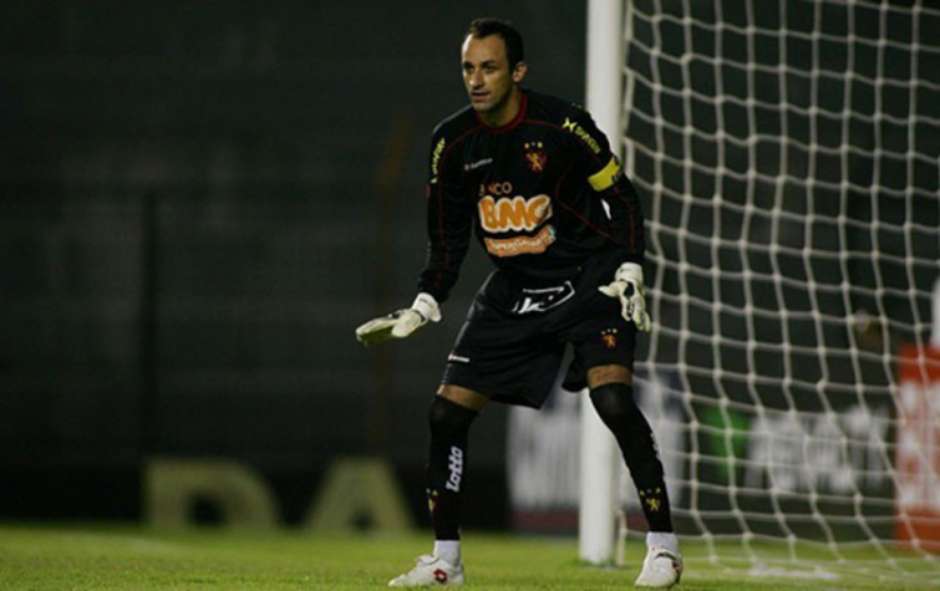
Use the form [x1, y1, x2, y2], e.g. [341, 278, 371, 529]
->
[512, 61, 528, 83]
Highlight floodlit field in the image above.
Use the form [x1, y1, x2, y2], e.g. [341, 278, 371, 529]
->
[0, 524, 937, 590]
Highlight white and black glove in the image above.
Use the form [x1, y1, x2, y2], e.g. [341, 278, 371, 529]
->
[355, 292, 442, 346]
[598, 262, 652, 332]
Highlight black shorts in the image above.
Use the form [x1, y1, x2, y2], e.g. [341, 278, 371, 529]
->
[441, 249, 638, 408]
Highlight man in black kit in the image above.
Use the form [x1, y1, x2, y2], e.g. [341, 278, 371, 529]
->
[356, 18, 682, 589]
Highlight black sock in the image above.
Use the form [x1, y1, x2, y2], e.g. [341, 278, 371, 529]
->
[590, 382, 674, 533]
[426, 396, 478, 540]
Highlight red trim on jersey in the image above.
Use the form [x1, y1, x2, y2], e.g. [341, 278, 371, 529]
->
[551, 159, 618, 242]
[526, 118, 635, 248]
[475, 91, 528, 134]
[433, 188, 446, 292]
[428, 124, 483, 293]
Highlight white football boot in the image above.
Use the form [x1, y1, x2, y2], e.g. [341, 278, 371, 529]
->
[388, 554, 464, 587]
[634, 546, 683, 588]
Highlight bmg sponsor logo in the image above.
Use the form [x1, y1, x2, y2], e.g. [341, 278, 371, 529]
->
[476, 181, 556, 257]
[478, 194, 552, 233]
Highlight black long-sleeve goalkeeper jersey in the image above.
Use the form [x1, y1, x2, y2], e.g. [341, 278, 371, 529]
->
[418, 89, 645, 303]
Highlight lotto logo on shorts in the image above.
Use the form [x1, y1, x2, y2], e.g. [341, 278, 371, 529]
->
[446, 446, 464, 492]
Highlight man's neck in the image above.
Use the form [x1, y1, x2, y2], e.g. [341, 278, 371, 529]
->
[479, 87, 523, 127]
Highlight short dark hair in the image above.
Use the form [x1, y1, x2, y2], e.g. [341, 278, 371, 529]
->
[466, 18, 525, 70]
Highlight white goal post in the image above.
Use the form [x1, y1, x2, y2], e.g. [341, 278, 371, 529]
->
[577, 0, 940, 584]
[579, 0, 626, 565]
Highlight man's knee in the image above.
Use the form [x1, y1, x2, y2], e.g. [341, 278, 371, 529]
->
[589, 381, 642, 427]
[590, 382, 662, 473]
[428, 396, 478, 435]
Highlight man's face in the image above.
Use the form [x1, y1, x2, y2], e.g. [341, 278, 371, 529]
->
[461, 34, 525, 115]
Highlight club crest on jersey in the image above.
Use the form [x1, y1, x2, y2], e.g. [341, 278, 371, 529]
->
[601, 328, 618, 349]
[523, 141, 547, 173]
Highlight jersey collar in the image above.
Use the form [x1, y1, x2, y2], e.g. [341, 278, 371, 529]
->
[475, 90, 527, 134]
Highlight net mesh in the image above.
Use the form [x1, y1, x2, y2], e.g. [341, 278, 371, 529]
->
[622, 0, 940, 583]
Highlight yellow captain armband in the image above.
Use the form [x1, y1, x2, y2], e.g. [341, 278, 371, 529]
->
[588, 157, 621, 191]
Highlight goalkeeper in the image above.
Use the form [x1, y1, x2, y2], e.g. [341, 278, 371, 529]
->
[356, 17, 681, 589]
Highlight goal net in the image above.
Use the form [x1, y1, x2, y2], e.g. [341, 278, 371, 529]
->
[505, 0, 939, 585]
[619, 0, 940, 584]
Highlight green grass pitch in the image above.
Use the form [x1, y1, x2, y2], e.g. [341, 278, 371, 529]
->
[0, 524, 937, 590]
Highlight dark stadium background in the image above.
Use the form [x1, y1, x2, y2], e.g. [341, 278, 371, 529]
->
[0, 2, 587, 529]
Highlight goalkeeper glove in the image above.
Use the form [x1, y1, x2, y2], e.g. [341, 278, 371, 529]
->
[598, 262, 652, 332]
[355, 292, 442, 346]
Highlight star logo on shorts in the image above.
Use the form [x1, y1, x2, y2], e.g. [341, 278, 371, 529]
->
[524, 141, 547, 173]
[601, 328, 618, 349]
